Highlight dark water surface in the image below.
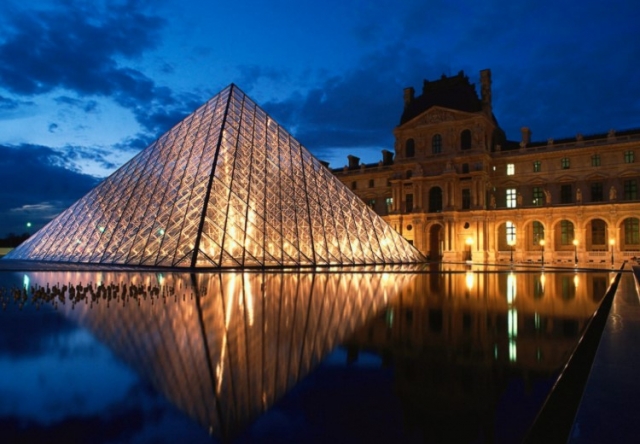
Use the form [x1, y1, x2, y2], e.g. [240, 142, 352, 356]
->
[0, 265, 609, 443]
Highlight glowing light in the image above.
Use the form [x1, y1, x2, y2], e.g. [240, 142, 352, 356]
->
[507, 272, 516, 304]
[465, 270, 474, 290]
[23, 274, 29, 291]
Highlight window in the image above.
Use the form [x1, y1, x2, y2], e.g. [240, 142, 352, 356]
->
[560, 184, 573, 204]
[428, 187, 443, 213]
[462, 189, 471, 209]
[368, 179, 374, 188]
[462, 163, 469, 174]
[506, 221, 516, 245]
[351, 181, 357, 190]
[506, 188, 517, 208]
[625, 150, 635, 163]
[405, 139, 415, 157]
[368, 199, 376, 210]
[405, 194, 413, 213]
[624, 179, 637, 200]
[385, 197, 393, 214]
[561, 158, 570, 169]
[625, 218, 640, 245]
[533, 160, 541, 172]
[533, 187, 544, 206]
[533, 221, 544, 245]
[432, 134, 442, 154]
[591, 182, 603, 202]
[591, 154, 601, 166]
[591, 219, 606, 245]
[507, 164, 515, 175]
[560, 220, 575, 245]
[406, 170, 412, 179]
[460, 129, 472, 150]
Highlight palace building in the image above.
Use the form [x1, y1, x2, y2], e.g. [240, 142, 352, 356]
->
[331, 69, 640, 265]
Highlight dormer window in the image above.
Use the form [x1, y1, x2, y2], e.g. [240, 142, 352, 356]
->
[460, 129, 472, 150]
[405, 139, 415, 158]
[432, 134, 442, 154]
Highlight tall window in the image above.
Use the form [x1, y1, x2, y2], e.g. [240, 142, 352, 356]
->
[533, 221, 544, 245]
[368, 199, 376, 210]
[533, 160, 541, 172]
[460, 129, 472, 150]
[561, 158, 570, 169]
[624, 179, 637, 200]
[506, 221, 516, 245]
[506, 188, 517, 208]
[462, 189, 471, 209]
[591, 154, 601, 166]
[507, 164, 515, 175]
[533, 187, 544, 206]
[369, 179, 374, 188]
[560, 184, 573, 204]
[462, 163, 470, 174]
[351, 181, 357, 190]
[432, 134, 442, 154]
[428, 187, 443, 213]
[625, 150, 635, 163]
[405, 139, 415, 157]
[561, 220, 575, 245]
[405, 194, 413, 213]
[591, 219, 606, 246]
[385, 197, 393, 215]
[625, 217, 640, 245]
[591, 182, 603, 202]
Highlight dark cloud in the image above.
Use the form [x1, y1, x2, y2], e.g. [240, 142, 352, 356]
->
[47, 123, 58, 133]
[258, 43, 442, 163]
[0, 0, 197, 135]
[54, 96, 100, 113]
[0, 144, 100, 236]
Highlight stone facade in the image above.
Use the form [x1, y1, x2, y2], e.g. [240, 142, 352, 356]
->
[332, 69, 640, 265]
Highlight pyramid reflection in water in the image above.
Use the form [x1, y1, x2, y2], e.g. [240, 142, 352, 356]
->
[7, 85, 422, 268]
[27, 270, 412, 440]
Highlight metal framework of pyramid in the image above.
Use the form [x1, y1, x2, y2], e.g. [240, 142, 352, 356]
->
[6, 85, 424, 268]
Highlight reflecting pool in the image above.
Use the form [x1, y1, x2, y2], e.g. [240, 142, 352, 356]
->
[0, 265, 610, 443]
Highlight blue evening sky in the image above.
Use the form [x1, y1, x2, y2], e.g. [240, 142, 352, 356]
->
[0, 0, 638, 236]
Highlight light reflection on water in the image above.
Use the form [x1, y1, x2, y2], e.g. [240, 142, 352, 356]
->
[0, 266, 609, 443]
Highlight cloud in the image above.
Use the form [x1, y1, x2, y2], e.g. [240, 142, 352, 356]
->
[0, 143, 100, 236]
[0, 0, 198, 135]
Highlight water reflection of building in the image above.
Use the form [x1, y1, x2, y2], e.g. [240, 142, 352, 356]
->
[332, 69, 640, 264]
[344, 271, 608, 441]
[26, 270, 410, 441]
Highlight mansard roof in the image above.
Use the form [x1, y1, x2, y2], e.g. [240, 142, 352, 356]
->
[400, 71, 483, 125]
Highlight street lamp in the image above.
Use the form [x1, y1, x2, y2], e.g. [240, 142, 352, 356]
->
[610, 238, 615, 267]
[466, 237, 473, 262]
[573, 239, 578, 266]
[508, 239, 515, 266]
[539, 239, 545, 266]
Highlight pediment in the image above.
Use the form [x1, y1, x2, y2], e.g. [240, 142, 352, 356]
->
[401, 106, 478, 129]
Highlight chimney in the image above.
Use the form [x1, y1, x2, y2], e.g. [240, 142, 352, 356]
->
[521, 127, 531, 146]
[347, 154, 360, 170]
[480, 69, 492, 115]
[381, 149, 394, 166]
[403, 87, 415, 108]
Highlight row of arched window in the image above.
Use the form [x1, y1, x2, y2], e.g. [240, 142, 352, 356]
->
[404, 130, 472, 157]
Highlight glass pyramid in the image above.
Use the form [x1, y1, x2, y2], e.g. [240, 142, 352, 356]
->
[6, 85, 424, 268]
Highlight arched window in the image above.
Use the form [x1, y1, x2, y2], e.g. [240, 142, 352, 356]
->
[428, 187, 443, 213]
[460, 129, 472, 150]
[432, 134, 442, 154]
[405, 139, 415, 158]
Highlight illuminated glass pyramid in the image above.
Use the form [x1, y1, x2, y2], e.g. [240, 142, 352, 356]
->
[7, 85, 423, 268]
